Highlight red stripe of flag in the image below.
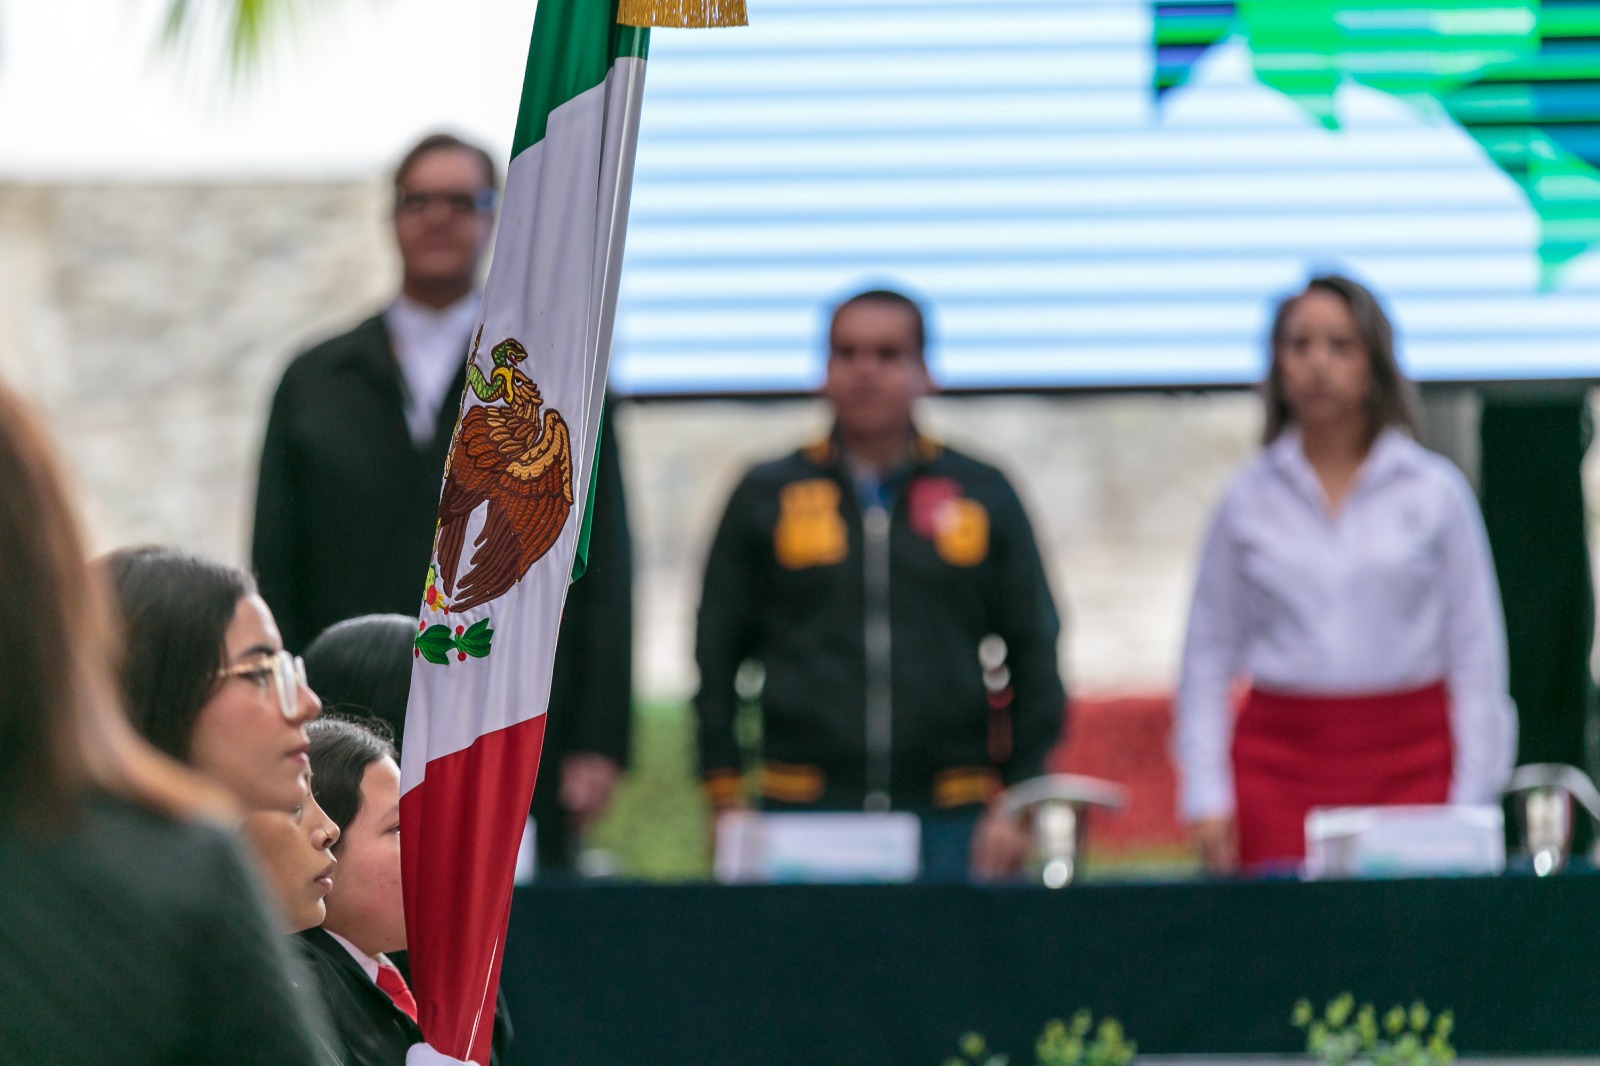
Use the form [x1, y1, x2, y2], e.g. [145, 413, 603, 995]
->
[400, 715, 547, 1064]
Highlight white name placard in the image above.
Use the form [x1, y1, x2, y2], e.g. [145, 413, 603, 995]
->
[714, 812, 922, 884]
[1305, 805, 1505, 880]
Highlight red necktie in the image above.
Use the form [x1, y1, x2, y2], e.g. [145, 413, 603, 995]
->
[376, 962, 420, 1024]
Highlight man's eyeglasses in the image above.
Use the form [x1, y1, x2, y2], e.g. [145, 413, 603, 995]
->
[215, 650, 309, 721]
[394, 189, 498, 217]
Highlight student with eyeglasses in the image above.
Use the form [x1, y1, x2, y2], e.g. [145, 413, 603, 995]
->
[104, 545, 323, 814]
[104, 546, 354, 1058]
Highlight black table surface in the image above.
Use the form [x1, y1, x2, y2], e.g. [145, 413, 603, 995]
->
[499, 875, 1598, 1066]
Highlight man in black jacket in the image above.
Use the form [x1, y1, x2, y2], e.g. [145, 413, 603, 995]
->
[253, 133, 631, 866]
[694, 289, 1067, 881]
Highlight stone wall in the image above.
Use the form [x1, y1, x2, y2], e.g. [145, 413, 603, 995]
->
[0, 181, 397, 561]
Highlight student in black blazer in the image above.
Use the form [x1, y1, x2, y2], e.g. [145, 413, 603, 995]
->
[298, 717, 511, 1066]
[297, 924, 421, 1066]
[297, 719, 418, 1065]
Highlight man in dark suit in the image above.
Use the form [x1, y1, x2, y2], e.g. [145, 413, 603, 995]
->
[253, 132, 497, 654]
[254, 133, 632, 862]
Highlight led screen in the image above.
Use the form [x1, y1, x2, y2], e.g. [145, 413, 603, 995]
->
[609, 0, 1600, 395]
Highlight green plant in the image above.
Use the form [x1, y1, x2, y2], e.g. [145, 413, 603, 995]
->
[945, 1031, 1008, 1066]
[1293, 995, 1456, 1066]
[945, 1013, 1136, 1066]
[158, 0, 325, 80]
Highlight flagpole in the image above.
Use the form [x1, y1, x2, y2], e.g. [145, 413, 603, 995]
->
[594, 57, 647, 399]
[579, 45, 648, 520]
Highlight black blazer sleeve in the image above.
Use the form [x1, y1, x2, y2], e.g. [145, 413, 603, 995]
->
[693, 471, 766, 792]
[564, 402, 634, 763]
[295, 929, 417, 1066]
[253, 367, 309, 651]
[988, 479, 1067, 784]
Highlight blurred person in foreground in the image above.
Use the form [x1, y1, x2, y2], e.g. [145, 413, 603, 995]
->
[255, 132, 633, 866]
[694, 288, 1067, 881]
[1174, 274, 1516, 874]
[295, 713, 513, 1065]
[0, 383, 328, 1065]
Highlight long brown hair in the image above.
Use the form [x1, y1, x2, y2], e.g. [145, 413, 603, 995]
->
[0, 383, 228, 830]
[1262, 274, 1421, 445]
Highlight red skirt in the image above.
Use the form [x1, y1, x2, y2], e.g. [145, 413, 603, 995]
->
[1232, 681, 1453, 870]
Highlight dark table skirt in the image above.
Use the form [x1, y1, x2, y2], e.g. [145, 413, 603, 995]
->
[500, 877, 1598, 1066]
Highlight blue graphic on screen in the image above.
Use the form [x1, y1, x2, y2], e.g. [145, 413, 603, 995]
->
[609, 0, 1600, 395]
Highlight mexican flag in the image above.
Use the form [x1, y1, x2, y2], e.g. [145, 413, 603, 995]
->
[397, 5, 649, 1064]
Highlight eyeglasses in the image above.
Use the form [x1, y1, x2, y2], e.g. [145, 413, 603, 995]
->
[394, 188, 498, 217]
[215, 650, 309, 721]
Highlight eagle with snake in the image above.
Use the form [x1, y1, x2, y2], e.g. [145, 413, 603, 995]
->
[433, 329, 573, 613]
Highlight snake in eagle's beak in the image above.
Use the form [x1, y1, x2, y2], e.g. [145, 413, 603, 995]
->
[491, 366, 516, 403]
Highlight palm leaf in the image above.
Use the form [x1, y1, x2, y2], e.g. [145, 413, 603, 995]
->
[159, 0, 310, 78]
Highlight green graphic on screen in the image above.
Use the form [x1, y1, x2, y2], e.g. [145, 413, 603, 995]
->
[614, 1, 1600, 393]
[1155, 1, 1600, 286]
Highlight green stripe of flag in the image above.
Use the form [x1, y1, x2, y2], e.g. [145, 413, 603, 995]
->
[512, 2, 649, 158]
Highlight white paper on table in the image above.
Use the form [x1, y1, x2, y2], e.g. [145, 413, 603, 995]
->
[1304, 804, 1505, 880]
[714, 812, 921, 884]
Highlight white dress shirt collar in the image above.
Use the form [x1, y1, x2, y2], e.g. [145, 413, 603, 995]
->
[326, 929, 390, 986]
[384, 291, 481, 446]
[1265, 426, 1419, 511]
[388, 289, 479, 332]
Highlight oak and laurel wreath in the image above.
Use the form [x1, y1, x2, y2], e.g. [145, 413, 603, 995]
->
[415, 618, 494, 664]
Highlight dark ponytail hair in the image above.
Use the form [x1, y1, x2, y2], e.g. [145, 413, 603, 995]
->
[1263, 273, 1421, 446]
[303, 613, 416, 756]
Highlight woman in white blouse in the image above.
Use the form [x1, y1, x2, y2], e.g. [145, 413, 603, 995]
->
[1175, 274, 1516, 873]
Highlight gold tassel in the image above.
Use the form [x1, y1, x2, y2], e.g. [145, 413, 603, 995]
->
[617, 0, 748, 28]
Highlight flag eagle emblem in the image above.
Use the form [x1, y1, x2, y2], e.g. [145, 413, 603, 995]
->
[433, 327, 574, 615]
